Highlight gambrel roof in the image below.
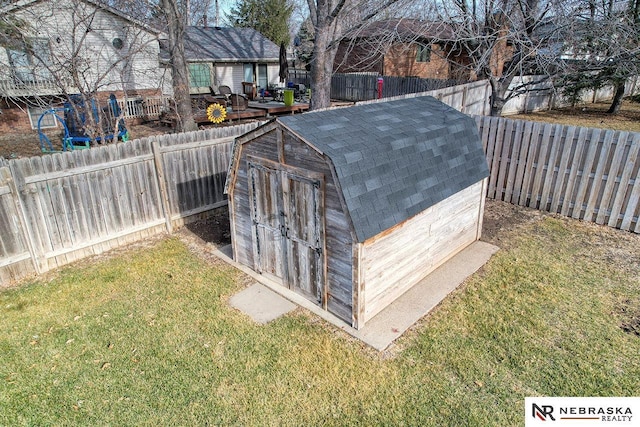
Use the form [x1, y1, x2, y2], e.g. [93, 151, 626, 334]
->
[277, 96, 489, 242]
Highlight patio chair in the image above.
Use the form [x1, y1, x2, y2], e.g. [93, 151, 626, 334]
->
[218, 85, 232, 96]
[242, 82, 257, 100]
[230, 94, 248, 111]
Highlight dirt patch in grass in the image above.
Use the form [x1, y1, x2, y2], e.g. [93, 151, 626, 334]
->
[508, 99, 640, 132]
[480, 199, 545, 248]
[618, 300, 640, 337]
[180, 206, 231, 247]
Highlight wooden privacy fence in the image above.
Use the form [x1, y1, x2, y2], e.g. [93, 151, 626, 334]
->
[476, 116, 640, 232]
[357, 80, 491, 116]
[0, 122, 263, 285]
[287, 70, 464, 102]
[3, 104, 640, 286]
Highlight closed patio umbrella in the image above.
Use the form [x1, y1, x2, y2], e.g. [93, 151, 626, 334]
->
[279, 42, 288, 83]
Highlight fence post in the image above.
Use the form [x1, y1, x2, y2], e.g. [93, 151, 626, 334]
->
[3, 165, 43, 274]
[461, 85, 469, 113]
[485, 83, 492, 116]
[151, 138, 173, 233]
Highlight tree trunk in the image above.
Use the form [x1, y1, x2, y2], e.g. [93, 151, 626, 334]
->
[309, 24, 333, 110]
[607, 80, 626, 114]
[488, 78, 505, 116]
[161, 0, 198, 132]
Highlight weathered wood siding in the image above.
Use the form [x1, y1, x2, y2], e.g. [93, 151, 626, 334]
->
[360, 181, 484, 324]
[229, 124, 354, 323]
[281, 129, 354, 322]
[229, 127, 278, 269]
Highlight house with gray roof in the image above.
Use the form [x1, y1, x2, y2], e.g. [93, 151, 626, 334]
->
[225, 96, 489, 328]
[160, 26, 280, 96]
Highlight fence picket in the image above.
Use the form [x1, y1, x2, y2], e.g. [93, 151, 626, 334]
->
[529, 123, 553, 209]
[518, 121, 539, 206]
[504, 120, 523, 203]
[610, 134, 640, 228]
[596, 132, 629, 225]
[496, 119, 514, 201]
[572, 129, 602, 220]
[560, 126, 586, 216]
[550, 126, 573, 213]
[584, 130, 615, 222]
[487, 117, 505, 199]
[539, 125, 564, 212]
[512, 120, 533, 204]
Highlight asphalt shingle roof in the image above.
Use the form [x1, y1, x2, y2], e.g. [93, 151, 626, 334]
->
[172, 26, 280, 62]
[278, 96, 489, 243]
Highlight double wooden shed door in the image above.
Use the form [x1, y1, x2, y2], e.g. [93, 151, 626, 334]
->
[247, 159, 326, 305]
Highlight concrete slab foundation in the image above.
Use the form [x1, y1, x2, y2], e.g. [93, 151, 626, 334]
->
[229, 283, 297, 324]
[217, 241, 499, 350]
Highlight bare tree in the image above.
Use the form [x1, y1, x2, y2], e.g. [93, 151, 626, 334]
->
[159, 0, 198, 132]
[430, 0, 563, 115]
[305, 0, 410, 110]
[559, 0, 640, 113]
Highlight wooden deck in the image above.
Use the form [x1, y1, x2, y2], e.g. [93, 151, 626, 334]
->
[160, 101, 309, 128]
[193, 108, 267, 124]
[248, 101, 310, 115]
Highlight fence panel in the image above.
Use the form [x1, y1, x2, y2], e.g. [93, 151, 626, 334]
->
[476, 116, 640, 232]
[357, 80, 492, 116]
[287, 70, 464, 102]
[0, 162, 35, 283]
[0, 122, 264, 287]
[8, 140, 166, 272]
[154, 123, 262, 224]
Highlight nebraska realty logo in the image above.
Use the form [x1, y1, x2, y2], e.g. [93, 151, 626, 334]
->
[525, 398, 640, 426]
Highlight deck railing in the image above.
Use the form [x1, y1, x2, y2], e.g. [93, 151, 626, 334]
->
[116, 96, 172, 119]
[0, 78, 76, 97]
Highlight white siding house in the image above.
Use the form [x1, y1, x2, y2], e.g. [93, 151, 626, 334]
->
[0, 0, 165, 132]
[161, 26, 281, 97]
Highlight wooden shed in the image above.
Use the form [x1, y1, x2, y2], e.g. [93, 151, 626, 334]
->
[225, 96, 489, 329]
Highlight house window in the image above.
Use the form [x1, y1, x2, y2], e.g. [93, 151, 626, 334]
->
[188, 63, 211, 87]
[8, 38, 52, 82]
[257, 64, 268, 90]
[28, 106, 57, 130]
[416, 44, 431, 62]
[243, 63, 254, 82]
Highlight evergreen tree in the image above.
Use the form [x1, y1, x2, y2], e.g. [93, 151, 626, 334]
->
[226, 0, 293, 46]
[293, 18, 314, 70]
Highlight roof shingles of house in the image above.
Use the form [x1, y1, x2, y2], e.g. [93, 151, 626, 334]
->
[278, 96, 489, 242]
[177, 26, 280, 62]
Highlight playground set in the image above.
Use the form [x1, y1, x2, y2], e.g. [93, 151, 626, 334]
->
[37, 94, 129, 153]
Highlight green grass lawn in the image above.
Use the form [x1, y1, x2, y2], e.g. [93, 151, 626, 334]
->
[1, 213, 639, 426]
